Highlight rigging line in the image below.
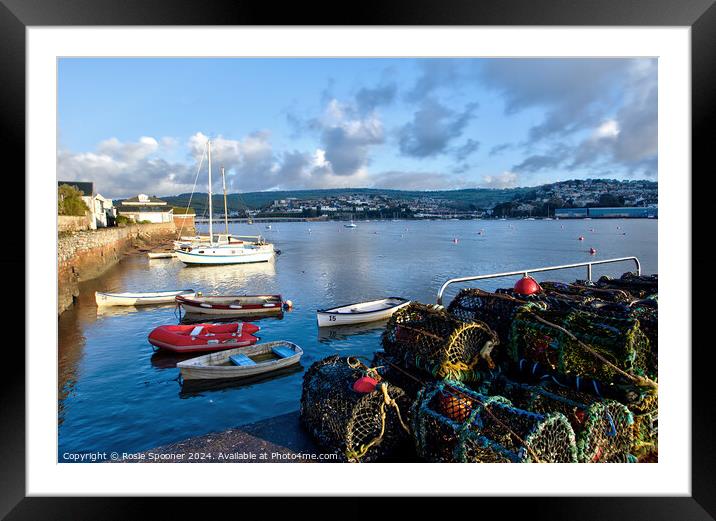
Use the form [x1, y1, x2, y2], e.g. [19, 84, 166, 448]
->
[177, 141, 207, 239]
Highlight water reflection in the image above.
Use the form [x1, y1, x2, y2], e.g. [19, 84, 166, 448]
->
[96, 303, 180, 319]
[175, 259, 277, 289]
[317, 319, 389, 343]
[150, 350, 198, 370]
[179, 312, 285, 325]
[178, 363, 303, 398]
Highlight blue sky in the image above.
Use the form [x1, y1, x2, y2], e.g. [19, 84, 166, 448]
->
[58, 58, 657, 199]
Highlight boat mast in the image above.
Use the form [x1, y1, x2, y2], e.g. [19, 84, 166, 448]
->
[207, 140, 213, 245]
[221, 165, 229, 235]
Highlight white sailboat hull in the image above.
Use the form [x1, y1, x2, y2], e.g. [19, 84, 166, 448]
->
[175, 246, 274, 265]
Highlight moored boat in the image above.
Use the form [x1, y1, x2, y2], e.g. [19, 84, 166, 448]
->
[176, 294, 284, 316]
[148, 322, 260, 353]
[176, 140, 276, 265]
[175, 243, 275, 265]
[95, 289, 195, 307]
[177, 340, 303, 380]
[317, 297, 411, 327]
[147, 251, 177, 259]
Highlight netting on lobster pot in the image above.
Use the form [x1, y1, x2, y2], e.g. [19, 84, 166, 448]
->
[490, 378, 635, 463]
[299, 355, 413, 462]
[411, 380, 578, 463]
[589, 272, 658, 299]
[447, 288, 536, 346]
[508, 303, 654, 382]
[371, 351, 429, 398]
[538, 281, 637, 305]
[382, 303, 500, 382]
[507, 357, 656, 409]
[626, 390, 658, 462]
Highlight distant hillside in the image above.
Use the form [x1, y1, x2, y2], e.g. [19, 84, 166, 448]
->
[161, 180, 657, 215]
[163, 187, 534, 214]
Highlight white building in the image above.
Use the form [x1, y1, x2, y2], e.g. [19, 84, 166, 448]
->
[58, 181, 114, 229]
[117, 194, 174, 223]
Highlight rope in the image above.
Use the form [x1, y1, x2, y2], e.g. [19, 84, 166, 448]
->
[529, 314, 657, 390]
[344, 361, 409, 462]
[177, 142, 207, 240]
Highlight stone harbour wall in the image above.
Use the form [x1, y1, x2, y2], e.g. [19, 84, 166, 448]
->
[58, 222, 177, 315]
[58, 215, 93, 232]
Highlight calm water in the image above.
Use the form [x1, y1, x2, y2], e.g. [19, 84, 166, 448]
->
[58, 219, 657, 456]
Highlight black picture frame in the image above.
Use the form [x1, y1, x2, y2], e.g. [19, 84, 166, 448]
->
[5, 0, 710, 517]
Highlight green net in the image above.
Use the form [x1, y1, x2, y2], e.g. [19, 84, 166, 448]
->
[489, 378, 636, 462]
[382, 303, 500, 382]
[538, 281, 638, 304]
[411, 380, 578, 463]
[508, 303, 654, 382]
[371, 351, 430, 398]
[447, 288, 539, 347]
[299, 355, 413, 462]
[588, 272, 658, 299]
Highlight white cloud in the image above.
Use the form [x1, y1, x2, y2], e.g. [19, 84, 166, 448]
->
[593, 120, 620, 139]
[480, 171, 518, 189]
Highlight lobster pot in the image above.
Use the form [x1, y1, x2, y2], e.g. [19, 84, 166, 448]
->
[299, 355, 412, 462]
[591, 272, 658, 300]
[447, 288, 534, 346]
[508, 304, 653, 382]
[492, 379, 635, 463]
[539, 281, 637, 305]
[371, 351, 428, 398]
[625, 391, 658, 462]
[382, 303, 500, 382]
[411, 381, 578, 463]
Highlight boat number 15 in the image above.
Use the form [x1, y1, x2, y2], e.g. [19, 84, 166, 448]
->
[329, 315, 337, 321]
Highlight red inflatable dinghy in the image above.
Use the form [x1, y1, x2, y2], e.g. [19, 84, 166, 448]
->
[148, 322, 260, 353]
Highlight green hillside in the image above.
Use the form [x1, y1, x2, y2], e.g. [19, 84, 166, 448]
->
[163, 187, 533, 214]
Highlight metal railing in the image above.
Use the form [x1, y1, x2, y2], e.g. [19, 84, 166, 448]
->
[436, 256, 641, 305]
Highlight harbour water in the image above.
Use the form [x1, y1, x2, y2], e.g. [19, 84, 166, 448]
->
[58, 219, 657, 457]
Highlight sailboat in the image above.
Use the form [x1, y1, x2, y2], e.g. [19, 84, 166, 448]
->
[344, 214, 357, 228]
[175, 140, 276, 266]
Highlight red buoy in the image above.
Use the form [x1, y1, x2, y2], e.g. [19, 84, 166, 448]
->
[353, 376, 378, 394]
[578, 236, 585, 241]
[589, 247, 597, 255]
[514, 276, 542, 296]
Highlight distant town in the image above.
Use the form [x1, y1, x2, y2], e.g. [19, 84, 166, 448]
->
[59, 178, 658, 230]
[248, 179, 658, 219]
[171, 178, 658, 221]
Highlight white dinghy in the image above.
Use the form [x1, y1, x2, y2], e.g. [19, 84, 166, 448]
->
[95, 289, 195, 307]
[177, 341, 303, 381]
[317, 297, 411, 327]
[147, 251, 177, 259]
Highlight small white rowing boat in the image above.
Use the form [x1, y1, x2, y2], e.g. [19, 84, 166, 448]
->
[147, 251, 177, 259]
[317, 297, 411, 327]
[95, 289, 195, 307]
[177, 341, 303, 380]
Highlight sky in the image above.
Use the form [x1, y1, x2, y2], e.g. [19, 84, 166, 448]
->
[57, 58, 657, 199]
